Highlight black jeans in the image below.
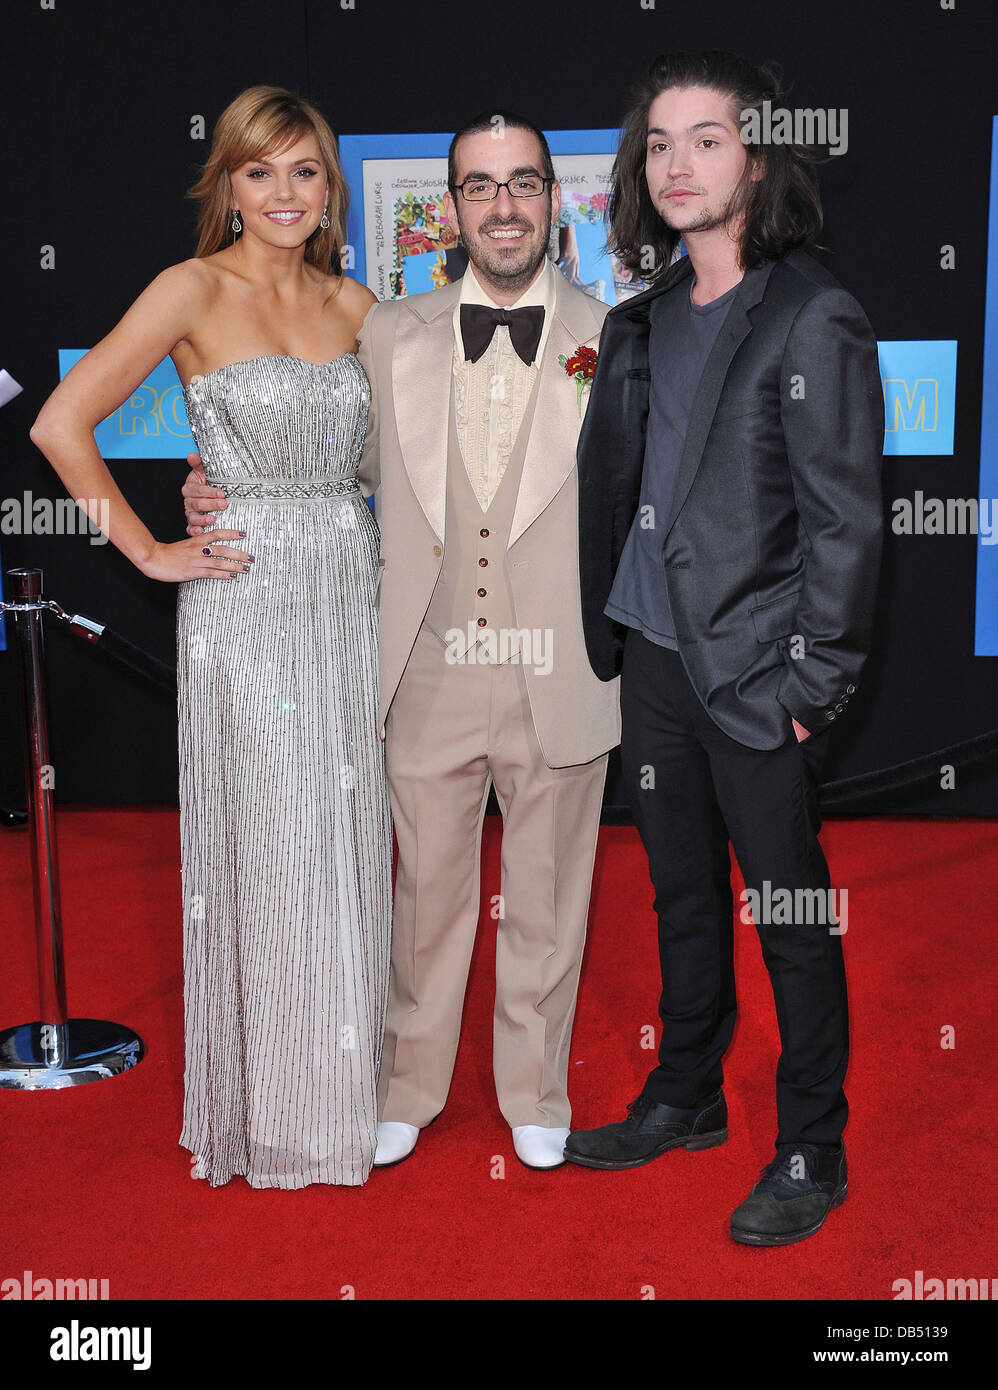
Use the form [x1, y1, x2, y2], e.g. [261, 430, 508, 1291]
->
[619, 628, 848, 1146]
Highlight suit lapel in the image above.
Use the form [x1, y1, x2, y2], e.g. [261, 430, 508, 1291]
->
[662, 259, 777, 538]
[391, 281, 462, 543]
[509, 274, 602, 546]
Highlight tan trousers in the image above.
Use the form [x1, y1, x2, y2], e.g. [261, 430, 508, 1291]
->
[378, 623, 608, 1129]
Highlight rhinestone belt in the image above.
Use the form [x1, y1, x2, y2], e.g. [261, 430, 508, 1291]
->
[207, 476, 361, 500]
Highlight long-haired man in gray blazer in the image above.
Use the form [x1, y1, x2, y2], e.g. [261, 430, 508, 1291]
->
[568, 51, 883, 1243]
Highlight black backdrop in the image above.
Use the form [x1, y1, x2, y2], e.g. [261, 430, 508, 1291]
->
[2, 0, 997, 815]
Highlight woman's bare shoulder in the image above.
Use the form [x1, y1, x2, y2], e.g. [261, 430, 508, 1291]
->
[317, 271, 374, 311]
[330, 274, 378, 339]
[149, 257, 225, 307]
[338, 273, 378, 309]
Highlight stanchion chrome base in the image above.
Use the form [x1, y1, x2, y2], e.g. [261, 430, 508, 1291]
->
[0, 1019, 144, 1089]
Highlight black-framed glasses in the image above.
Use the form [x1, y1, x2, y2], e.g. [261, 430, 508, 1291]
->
[451, 175, 553, 202]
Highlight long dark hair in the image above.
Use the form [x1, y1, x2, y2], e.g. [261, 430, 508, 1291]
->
[607, 51, 825, 281]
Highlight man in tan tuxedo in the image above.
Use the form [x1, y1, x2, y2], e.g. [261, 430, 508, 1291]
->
[184, 110, 619, 1169]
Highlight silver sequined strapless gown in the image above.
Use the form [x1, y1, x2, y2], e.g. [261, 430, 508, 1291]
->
[176, 353, 391, 1188]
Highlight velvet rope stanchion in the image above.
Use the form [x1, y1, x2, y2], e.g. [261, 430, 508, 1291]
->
[0, 567, 144, 1089]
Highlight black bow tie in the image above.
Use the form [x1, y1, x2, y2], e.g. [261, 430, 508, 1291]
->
[460, 303, 545, 366]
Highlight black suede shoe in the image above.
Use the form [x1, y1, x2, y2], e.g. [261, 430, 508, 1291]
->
[730, 1141, 847, 1246]
[563, 1091, 728, 1169]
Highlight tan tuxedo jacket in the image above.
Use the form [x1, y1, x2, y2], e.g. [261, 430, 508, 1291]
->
[356, 269, 620, 769]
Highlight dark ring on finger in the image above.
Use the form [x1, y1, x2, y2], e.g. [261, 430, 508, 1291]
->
[202, 546, 212, 556]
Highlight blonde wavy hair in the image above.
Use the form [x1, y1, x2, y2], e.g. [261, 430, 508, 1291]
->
[188, 85, 348, 274]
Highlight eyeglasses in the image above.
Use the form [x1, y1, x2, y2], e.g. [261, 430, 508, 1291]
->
[451, 175, 553, 202]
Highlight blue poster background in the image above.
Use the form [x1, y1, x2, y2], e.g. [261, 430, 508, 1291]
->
[974, 116, 998, 655]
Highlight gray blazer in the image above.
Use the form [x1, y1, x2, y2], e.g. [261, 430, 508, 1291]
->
[577, 249, 884, 749]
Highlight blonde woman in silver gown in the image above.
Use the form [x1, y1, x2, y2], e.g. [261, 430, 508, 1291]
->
[30, 86, 392, 1188]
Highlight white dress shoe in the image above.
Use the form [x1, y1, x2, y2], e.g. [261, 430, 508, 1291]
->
[374, 1121, 419, 1167]
[512, 1125, 571, 1169]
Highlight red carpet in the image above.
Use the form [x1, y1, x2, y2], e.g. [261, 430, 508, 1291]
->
[0, 811, 994, 1300]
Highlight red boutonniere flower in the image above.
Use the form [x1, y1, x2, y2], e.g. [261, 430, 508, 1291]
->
[558, 344, 598, 415]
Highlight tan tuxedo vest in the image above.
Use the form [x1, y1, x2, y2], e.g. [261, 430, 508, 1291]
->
[423, 379, 539, 662]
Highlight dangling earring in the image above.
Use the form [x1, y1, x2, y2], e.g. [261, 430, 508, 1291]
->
[320, 205, 330, 230]
[231, 210, 242, 234]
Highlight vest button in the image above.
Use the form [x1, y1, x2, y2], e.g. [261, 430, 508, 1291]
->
[477, 587, 487, 597]
[477, 617, 487, 627]
[478, 557, 488, 567]
[480, 528, 490, 538]
[432, 545, 442, 556]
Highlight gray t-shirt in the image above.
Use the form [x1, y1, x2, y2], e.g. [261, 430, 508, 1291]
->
[605, 279, 739, 648]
